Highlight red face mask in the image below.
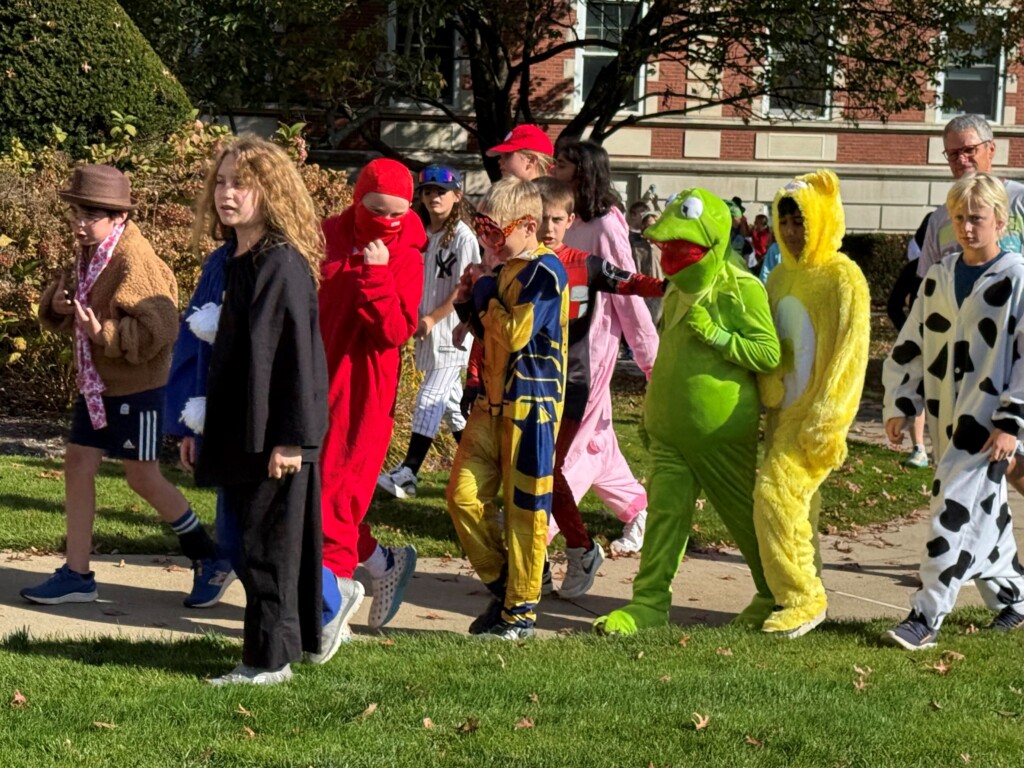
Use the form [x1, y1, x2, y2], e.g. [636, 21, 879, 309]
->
[659, 239, 709, 276]
[355, 203, 404, 249]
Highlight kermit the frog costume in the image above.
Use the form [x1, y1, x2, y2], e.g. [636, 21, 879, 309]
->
[594, 189, 780, 634]
[754, 169, 870, 637]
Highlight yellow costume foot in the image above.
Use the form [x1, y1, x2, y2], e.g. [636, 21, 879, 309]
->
[731, 594, 775, 629]
[762, 606, 827, 639]
[593, 603, 667, 636]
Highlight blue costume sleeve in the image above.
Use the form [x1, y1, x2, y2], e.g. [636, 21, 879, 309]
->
[163, 244, 231, 437]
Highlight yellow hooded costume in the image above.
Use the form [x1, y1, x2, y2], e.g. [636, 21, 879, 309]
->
[754, 169, 870, 636]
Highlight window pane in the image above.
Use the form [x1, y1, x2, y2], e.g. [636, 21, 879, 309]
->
[769, 58, 828, 117]
[393, 17, 457, 104]
[584, 1, 637, 43]
[581, 53, 641, 104]
[944, 66, 998, 118]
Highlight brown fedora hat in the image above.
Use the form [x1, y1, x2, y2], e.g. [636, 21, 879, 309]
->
[59, 165, 138, 211]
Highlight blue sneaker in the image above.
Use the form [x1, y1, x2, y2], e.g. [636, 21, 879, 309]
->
[20, 564, 98, 605]
[882, 612, 938, 650]
[368, 545, 416, 629]
[184, 558, 236, 609]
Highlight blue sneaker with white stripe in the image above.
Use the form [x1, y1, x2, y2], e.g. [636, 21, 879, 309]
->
[184, 558, 236, 608]
[21, 564, 98, 605]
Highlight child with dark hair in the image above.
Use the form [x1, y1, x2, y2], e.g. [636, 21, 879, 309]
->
[534, 177, 666, 596]
[549, 139, 659, 556]
[22, 165, 219, 607]
[378, 164, 480, 498]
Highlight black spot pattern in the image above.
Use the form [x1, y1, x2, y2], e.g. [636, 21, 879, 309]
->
[901, 372, 910, 386]
[1015, 340, 1022, 365]
[938, 550, 975, 587]
[952, 341, 974, 382]
[926, 537, 951, 558]
[924, 277, 937, 297]
[938, 498, 971, 532]
[927, 399, 940, 417]
[916, 380, 925, 397]
[892, 340, 922, 365]
[997, 583, 1022, 606]
[946, 424, 953, 439]
[931, 478, 941, 497]
[1000, 401, 1024, 420]
[979, 377, 1000, 397]
[895, 397, 916, 417]
[997, 502, 1012, 533]
[978, 317, 998, 348]
[951, 414, 990, 455]
[981, 493, 996, 515]
[1010, 315, 1017, 336]
[925, 312, 952, 333]
[1014, 558, 1024, 576]
[988, 459, 1009, 483]
[984, 276, 1013, 307]
[927, 344, 948, 379]
[989, 546, 1001, 563]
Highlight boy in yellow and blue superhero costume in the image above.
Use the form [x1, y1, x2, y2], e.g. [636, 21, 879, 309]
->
[594, 189, 780, 635]
[447, 177, 569, 640]
[754, 169, 870, 637]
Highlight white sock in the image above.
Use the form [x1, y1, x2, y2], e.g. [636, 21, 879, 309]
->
[363, 544, 390, 579]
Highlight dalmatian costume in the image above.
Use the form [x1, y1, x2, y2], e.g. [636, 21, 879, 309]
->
[883, 250, 1024, 629]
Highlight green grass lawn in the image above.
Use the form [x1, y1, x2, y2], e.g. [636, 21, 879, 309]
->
[3, 612, 1024, 767]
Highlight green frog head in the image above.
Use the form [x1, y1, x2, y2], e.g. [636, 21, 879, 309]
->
[643, 188, 732, 294]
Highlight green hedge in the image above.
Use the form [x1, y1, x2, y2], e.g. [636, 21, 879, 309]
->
[0, 0, 192, 155]
[842, 232, 910, 306]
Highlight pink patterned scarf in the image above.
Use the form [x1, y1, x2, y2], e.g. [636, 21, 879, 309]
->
[75, 222, 125, 429]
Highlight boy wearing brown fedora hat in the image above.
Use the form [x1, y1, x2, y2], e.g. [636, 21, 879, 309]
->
[20, 165, 220, 606]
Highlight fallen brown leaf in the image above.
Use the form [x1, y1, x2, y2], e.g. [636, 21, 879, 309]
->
[1011, 686, 1024, 696]
[236, 704, 252, 717]
[243, 726, 256, 739]
[356, 703, 378, 720]
[457, 717, 480, 733]
[960, 754, 971, 764]
[101, 609, 127, 617]
[422, 717, 434, 729]
[514, 717, 534, 730]
[745, 735, 764, 748]
[93, 721, 116, 730]
[943, 650, 965, 662]
[10, 690, 27, 708]
[678, 635, 690, 647]
[164, 564, 190, 573]
[528, 693, 540, 704]
[497, 654, 506, 669]
[965, 624, 979, 634]
[931, 660, 951, 676]
[716, 647, 733, 656]
[115, 559, 126, 568]
[418, 612, 443, 621]
[635, 651, 644, 660]
[691, 712, 710, 731]
[930, 700, 943, 710]
[379, 638, 396, 646]
[658, 675, 672, 683]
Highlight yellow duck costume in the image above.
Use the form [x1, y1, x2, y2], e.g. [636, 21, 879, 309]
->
[754, 169, 870, 637]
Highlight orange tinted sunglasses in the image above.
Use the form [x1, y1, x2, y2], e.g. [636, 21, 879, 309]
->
[473, 212, 533, 249]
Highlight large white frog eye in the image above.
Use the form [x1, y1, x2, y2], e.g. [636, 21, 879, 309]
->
[679, 196, 704, 220]
[784, 180, 809, 193]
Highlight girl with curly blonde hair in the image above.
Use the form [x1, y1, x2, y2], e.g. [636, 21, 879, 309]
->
[186, 135, 330, 685]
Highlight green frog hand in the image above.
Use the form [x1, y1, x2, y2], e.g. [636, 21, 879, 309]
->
[687, 304, 731, 349]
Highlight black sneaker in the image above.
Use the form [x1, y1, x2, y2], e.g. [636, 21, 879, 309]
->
[882, 611, 938, 650]
[988, 606, 1024, 632]
[469, 598, 504, 635]
[480, 620, 535, 641]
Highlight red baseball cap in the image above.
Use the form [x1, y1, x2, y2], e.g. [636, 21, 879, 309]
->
[486, 124, 554, 157]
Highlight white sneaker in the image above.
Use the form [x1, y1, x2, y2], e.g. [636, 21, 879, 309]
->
[558, 542, 605, 598]
[208, 663, 293, 686]
[904, 446, 929, 469]
[376, 465, 418, 499]
[308, 577, 365, 665]
[369, 545, 417, 628]
[611, 509, 647, 555]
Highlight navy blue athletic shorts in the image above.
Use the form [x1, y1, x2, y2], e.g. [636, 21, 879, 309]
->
[69, 387, 166, 461]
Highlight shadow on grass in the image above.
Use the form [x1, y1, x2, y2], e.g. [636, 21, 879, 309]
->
[0, 627, 237, 677]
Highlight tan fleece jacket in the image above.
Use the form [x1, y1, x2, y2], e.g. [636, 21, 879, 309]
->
[39, 221, 179, 397]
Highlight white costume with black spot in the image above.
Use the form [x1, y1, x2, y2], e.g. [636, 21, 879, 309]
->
[883, 250, 1024, 628]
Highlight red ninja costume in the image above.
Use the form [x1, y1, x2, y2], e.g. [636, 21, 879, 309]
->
[319, 159, 427, 577]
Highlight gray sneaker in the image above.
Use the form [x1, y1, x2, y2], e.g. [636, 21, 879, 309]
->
[377, 465, 418, 499]
[479, 620, 535, 641]
[208, 663, 293, 686]
[308, 577, 365, 665]
[559, 542, 605, 598]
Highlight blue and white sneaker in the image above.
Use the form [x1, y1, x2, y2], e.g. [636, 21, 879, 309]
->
[20, 564, 98, 605]
[184, 558, 236, 608]
[308, 577, 365, 665]
[368, 545, 417, 629]
[882, 612, 939, 650]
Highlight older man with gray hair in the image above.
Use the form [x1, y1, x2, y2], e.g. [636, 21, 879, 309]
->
[917, 114, 1024, 278]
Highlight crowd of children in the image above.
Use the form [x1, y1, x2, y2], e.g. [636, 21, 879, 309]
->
[17, 119, 1024, 684]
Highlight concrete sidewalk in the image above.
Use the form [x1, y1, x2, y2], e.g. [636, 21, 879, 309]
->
[3, 505, 1015, 643]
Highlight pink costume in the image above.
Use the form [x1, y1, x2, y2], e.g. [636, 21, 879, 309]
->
[560, 206, 659, 522]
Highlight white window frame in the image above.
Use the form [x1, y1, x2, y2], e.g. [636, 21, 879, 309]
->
[385, 2, 462, 108]
[762, 45, 833, 120]
[572, 0, 647, 115]
[935, 20, 1006, 124]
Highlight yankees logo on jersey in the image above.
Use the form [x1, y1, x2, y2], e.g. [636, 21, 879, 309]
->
[435, 250, 457, 278]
